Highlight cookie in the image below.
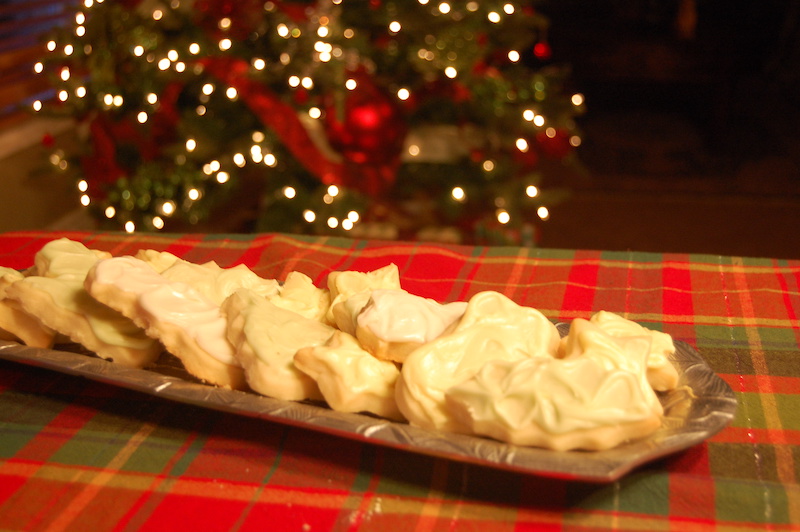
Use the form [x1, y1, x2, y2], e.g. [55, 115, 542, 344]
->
[295, 330, 403, 420]
[221, 288, 335, 400]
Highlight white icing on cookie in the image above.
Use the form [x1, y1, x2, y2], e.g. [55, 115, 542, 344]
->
[396, 291, 560, 432]
[6, 240, 159, 366]
[90, 256, 236, 366]
[357, 289, 466, 344]
[355, 289, 466, 362]
[267, 271, 330, 323]
[445, 355, 661, 451]
[587, 310, 679, 391]
[222, 289, 335, 401]
[326, 264, 402, 334]
[0, 267, 55, 348]
[294, 330, 403, 420]
[161, 260, 280, 305]
[560, 318, 662, 415]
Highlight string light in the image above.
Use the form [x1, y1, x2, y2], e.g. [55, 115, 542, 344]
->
[41, 0, 572, 238]
[537, 206, 550, 220]
[160, 201, 176, 215]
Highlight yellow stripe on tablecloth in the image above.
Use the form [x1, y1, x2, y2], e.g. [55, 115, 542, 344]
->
[731, 257, 800, 525]
[41, 421, 158, 532]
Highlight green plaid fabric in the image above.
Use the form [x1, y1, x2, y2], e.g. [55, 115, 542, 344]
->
[1, 230, 799, 531]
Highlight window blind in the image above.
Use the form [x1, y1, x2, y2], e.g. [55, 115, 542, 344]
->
[0, 0, 76, 120]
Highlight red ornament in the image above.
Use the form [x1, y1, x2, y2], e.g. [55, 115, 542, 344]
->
[533, 41, 552, 60]
[324, 73, 407, 166]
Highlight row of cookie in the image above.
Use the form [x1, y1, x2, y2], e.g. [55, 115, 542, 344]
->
[0, 238, 679, 451]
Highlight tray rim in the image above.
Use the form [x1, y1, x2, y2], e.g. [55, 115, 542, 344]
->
[0, 332, 737, 483]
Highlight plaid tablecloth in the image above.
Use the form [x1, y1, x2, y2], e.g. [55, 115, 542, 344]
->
[1, 230, 799, 531]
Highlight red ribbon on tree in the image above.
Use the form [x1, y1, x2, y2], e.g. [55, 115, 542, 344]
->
[202, 57, 405, 198]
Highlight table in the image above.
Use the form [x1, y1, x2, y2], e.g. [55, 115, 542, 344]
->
[0, 230, 798, 531]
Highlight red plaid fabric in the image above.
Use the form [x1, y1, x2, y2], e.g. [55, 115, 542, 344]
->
[1, 230, 799, 531]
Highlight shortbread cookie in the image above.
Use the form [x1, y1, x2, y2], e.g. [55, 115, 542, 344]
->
[326, 264, 402, 335]
[559, 318, 662, 415]
[587, 311, 679, 391]
[268, 271, 331, 324]
[221, 289, 335, 400]
[295, 330, 404, 420]
[0, 267, 55, 348]
[6, 240, 161, 367]
[396, 291, 560, 433]
[355, 289, 467, 363]
[85, 256, 246, 388]
[445, 355, 662, 451]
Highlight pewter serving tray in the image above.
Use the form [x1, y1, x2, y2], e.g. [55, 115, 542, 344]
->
[0, 324, 736, 482]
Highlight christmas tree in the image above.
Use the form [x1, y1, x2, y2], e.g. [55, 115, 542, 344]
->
[33, 0, 583, 245]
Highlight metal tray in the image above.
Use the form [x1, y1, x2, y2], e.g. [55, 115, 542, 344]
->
[0, 324, 736, 482]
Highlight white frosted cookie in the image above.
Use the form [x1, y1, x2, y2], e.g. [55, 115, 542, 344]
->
[221, 289, 335, 401]
[85, 256, 245, 388]
[0, 267, 55, 348]
[295, 330, 403, 420]
[326, 264, 402, 335]
[445, 355, 662, 451]
[355, 289, 467, 363]
[560, 318, 662, 415]
[268, 271, 331, 324]
[5, 240, 161, 367]
[586, 311, 679, 391]
[396, 291, 560, 433]
[134, 249, 183, 272]
[160, 260, 280, 305]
